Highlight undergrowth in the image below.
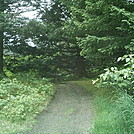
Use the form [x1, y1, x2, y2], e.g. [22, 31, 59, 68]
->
[0, 72, 55, 134]
[74, 80, 134, 134]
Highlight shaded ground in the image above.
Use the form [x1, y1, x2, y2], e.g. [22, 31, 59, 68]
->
[27, 83, 93, 134]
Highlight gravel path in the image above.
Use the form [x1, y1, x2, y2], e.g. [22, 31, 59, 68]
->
[27, 83, 93, 134]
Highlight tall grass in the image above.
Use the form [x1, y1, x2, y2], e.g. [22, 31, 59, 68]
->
[92, 93, 134, 134]
[73, 80, 134, 134]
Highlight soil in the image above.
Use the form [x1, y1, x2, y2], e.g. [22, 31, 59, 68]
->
[26, 82, 93, 134]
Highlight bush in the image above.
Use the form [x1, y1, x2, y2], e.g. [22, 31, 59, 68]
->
[0, 77, 54, 121]
[91, 54, 134, 134]
[0, 74, 55, 133]
[97, 54, 134, 96]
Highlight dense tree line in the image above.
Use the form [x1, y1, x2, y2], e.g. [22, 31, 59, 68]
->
[0, 0, 134, 80]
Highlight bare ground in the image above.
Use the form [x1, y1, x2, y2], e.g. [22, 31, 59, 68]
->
[26, 82, 93, 134]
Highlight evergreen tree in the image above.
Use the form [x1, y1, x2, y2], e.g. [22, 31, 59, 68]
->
[32, 0, 88, 77]
[62, 0, 134, 73]
[0, 0, 44, 73]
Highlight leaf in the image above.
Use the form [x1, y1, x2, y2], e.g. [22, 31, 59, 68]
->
[126, 58, 130, 63]
[111, 67, 115, 71]
[117, 57, 122, 62]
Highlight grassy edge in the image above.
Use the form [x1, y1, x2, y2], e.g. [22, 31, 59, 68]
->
[72, 80, 134, 134]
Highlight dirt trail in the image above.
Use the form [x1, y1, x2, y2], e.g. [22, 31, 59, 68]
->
[27, 83, 93, 134]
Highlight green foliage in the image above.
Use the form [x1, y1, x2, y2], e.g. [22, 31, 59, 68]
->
[1, 0, 134, 78]
[21, 0, 88, 78]
[91, 93, 134, 134]
[0, 74, 54, 133]
[90, 53, 134, 133]
[98, 54, 134, 95]
[62, 0, 134, 72]
[0, 0, 45, 73]
[0, 78, 54, 121]
[4, 55, 43, 72]
[74, 80, 134, 134]
[0, 73, 5, 80]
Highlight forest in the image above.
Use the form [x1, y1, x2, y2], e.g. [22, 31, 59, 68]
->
[0, 0, 134, 134]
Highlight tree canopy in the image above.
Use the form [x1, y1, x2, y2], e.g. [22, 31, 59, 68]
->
[0, 0, 134, 80]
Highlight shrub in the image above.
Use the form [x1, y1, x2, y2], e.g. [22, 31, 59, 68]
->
[0, 75, 55, 133]
[91, 54, 134, 134]
[97, 54, 134, 96]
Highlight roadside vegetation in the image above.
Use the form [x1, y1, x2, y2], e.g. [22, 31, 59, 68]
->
[75, 80, 133, 134]
[75, 55, 134, 134]
[0, 72, 55, 134]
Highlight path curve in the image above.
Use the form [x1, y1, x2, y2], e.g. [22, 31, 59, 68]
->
[27, 83, 93, 134]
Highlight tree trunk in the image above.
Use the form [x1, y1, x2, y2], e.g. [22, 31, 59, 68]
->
[0, 0, 4, 73]
[76, 49, 88, 78]
[0, 30, 3, 73]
